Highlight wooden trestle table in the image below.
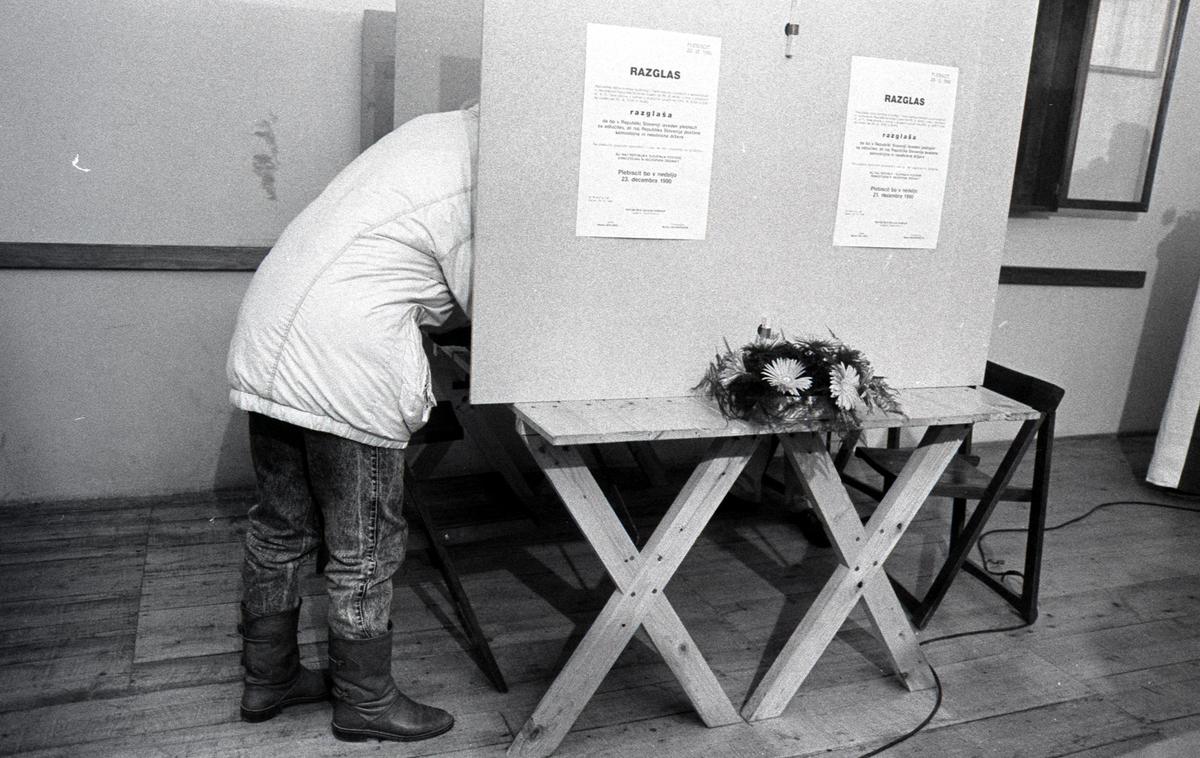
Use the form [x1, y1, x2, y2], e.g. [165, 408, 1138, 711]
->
[504, 387, 1040, 757]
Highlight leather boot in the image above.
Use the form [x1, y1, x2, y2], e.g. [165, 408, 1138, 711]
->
[328, 628, 454, 742]
[239, 603, 330, 722]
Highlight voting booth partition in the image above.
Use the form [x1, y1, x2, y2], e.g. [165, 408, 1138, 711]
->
[467, 0, 1040, 405]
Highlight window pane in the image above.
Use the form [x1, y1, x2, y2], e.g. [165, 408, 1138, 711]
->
[1064, 0, 1179, 204]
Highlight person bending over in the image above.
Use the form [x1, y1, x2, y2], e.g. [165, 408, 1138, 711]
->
[225, 105, 478, 742]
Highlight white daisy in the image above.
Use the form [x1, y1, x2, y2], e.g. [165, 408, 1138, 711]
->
[829, 362, 864, 411]
[762, 358, 811, 396]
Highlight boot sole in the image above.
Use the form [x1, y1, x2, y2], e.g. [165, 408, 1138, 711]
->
[331, 720, 454, 743]
[240, 694, 329, 723]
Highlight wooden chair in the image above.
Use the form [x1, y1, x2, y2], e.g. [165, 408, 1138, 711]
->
[404, 326, 559, 694]
[405, 400, 508, 692]
[847, 362, 1065, 629]
[411, 328, 542, 516]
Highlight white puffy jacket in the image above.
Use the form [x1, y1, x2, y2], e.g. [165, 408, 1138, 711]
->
[227, 107, 477, 448]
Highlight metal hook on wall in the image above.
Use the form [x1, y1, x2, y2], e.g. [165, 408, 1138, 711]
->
[784, 0, 800, 58]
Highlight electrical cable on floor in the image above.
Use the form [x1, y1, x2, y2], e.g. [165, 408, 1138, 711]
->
[857, 665, 943, 758]
[858, 621, 1028, 758]
[977, 498, 1200, 581]
[856, 496, 1200, 756]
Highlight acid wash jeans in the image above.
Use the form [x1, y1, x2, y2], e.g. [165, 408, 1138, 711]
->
[241, 412, 408, 640]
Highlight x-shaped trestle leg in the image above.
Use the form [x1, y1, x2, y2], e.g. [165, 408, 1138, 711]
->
[743, 424, 970, 721]
[509, 432, 763, 758]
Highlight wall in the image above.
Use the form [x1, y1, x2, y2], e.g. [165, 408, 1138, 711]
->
[990, 8, 1200, 439]
[0, 0, 393, 245]
[0, 271, 251, 499]
[1, 3, 1198, 502]
[393, 0, 483, 126]
[0, 0, 391, 501]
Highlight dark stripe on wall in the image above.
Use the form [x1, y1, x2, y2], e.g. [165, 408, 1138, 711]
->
[0, 244, 1154, 287]
[0, 243, 268, 270]
[999, 266, 1146, 288]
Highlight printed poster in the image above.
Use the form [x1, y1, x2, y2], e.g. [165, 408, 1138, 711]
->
[575, 23, 722, 240]
[832, 56, 958, 249]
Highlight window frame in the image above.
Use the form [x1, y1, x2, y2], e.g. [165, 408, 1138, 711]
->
[1011, 0, 1190, 214]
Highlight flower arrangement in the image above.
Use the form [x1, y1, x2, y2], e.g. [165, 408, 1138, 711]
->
[697, 323, 902, 426]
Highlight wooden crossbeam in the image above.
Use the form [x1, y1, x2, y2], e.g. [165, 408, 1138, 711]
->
[742, 425, 969, 721]
[507, 433, 762, 757]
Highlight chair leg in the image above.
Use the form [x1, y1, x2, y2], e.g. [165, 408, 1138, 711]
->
[961, 560, 1023, 611]
[832, 430, 861, 472]
[912, 496, 969, 630]
[1019, 495, 1048, 624]
[950, 501, 969, 542]
[1017, 423, 1054, 625]
[911, 421, 1041, 628]
[406, 470, 508, 693]
[948, 498, 967, 551]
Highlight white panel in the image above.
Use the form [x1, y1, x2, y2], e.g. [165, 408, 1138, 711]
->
[1148, 281, 1200, 491]
[471, 0, 1039, 403]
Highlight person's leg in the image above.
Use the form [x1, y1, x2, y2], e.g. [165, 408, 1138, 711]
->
[243, 413, 322, 614]
[306, 430, 453, 742]
[238, 412, 329, 722]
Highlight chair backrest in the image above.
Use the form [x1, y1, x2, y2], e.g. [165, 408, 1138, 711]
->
[982, 362, 1066, 417]
[883, 363, 1065, 450]
[975, 362, 1065, 506]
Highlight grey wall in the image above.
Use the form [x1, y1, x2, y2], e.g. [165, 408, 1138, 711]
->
[2, 2, 1198, 501]
[393, 0, 483, 126]
[0, 0, 391, 501]
[990, 11, 1200, 439]
[0, 271, 253, 499]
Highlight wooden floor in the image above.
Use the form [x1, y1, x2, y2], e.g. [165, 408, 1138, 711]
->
[3, 435, 1200, 757]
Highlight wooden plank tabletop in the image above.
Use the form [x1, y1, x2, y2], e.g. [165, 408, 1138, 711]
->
[511, 387, 1038, 446]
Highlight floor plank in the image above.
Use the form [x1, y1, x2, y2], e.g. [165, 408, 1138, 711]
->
[3, 435, 1200, 756]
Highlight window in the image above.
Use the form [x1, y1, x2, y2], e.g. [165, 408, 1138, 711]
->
[1011, 0, 1190, 212]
